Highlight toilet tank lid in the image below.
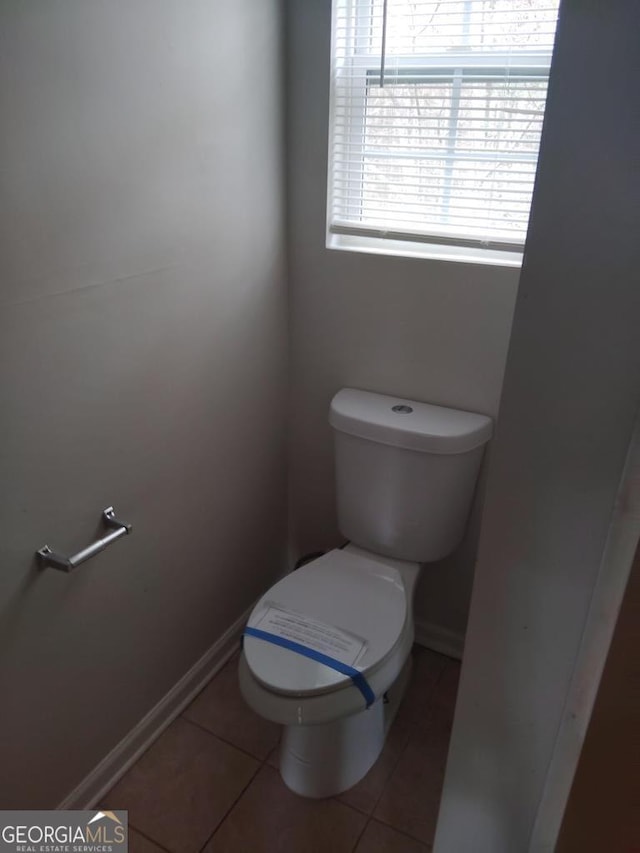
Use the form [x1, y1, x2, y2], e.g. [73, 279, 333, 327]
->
[329, 388, 493, 454]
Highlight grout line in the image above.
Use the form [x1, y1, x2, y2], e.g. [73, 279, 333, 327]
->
[366, 655, 456, 836]
[350, 816, 371, 852]
[179, 715, 273, 765]
[128, 824, 174, 853]
[334, 796, 371, 818]
[196, 715, 279, 853]
[331, 795, 377, 822]
[368, 730, 414, 819]
[370, 814, 434, 849]
[196, 742, 275, 853]
[196, 764, 261, 853]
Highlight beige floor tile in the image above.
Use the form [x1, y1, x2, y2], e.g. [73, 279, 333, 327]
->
[265, 741, 280, 769]
[355, 820, 431, 853]
[205, 765, 367, 853]
[373, 716, 451, 845]
[183, 655, 280, 760]
[338, 712, 412, 815]
[104, 717, 259, 853]
[396, 647, 449, 731]
[128, 829, 167, 853]
[431, 659, 461, 727]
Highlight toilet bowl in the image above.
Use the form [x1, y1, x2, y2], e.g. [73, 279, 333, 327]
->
[240, 545, 420, 797]
[239, 388, 492, 797]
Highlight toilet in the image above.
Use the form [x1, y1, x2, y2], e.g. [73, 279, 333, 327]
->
[239, 388, 492, 798]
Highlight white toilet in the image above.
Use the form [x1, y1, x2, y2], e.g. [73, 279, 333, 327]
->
[239, 388, 492, 798]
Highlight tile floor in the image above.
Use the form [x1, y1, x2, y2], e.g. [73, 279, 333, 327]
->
[104, 646, 459, 853]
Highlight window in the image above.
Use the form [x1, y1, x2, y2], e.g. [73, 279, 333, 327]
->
[327, 0, 561, 263]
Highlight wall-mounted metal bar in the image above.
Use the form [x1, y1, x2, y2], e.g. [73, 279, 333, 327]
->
[37, 507, 132, 572]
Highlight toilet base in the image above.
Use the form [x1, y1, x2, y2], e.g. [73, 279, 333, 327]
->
[279, 654, 413, 798]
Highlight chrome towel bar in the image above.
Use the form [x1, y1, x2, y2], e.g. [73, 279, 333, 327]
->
[37, 506, 132, 572]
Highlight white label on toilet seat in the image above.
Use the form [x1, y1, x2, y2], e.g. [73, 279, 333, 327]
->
[253, 604, 367, 667]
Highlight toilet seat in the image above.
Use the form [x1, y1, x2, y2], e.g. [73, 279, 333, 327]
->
[243, 548, 407, 698]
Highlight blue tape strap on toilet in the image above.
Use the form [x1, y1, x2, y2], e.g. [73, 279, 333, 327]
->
[243, 626, 376, 709]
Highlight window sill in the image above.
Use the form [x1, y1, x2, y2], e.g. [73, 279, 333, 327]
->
[327, 232, 523, 269]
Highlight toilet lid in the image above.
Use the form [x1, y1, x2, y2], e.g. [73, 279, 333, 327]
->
[244, 549, 407, 696]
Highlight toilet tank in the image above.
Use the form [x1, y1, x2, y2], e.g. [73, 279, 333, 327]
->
[329, 389, 493, 563]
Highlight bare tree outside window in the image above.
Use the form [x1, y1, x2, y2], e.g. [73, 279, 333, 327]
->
[329, 0, 560, 254]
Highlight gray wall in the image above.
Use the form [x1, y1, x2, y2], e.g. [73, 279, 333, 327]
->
[0, 0, 287, 807]
[285, 0, 519, 637]
[434, 1, 640, 849]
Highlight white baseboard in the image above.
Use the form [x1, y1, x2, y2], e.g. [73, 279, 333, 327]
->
[57, 606, 251, 810]
[414, 619, 465, 661]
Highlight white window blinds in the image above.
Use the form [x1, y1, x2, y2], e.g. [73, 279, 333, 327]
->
[327, 0, 561, 254]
